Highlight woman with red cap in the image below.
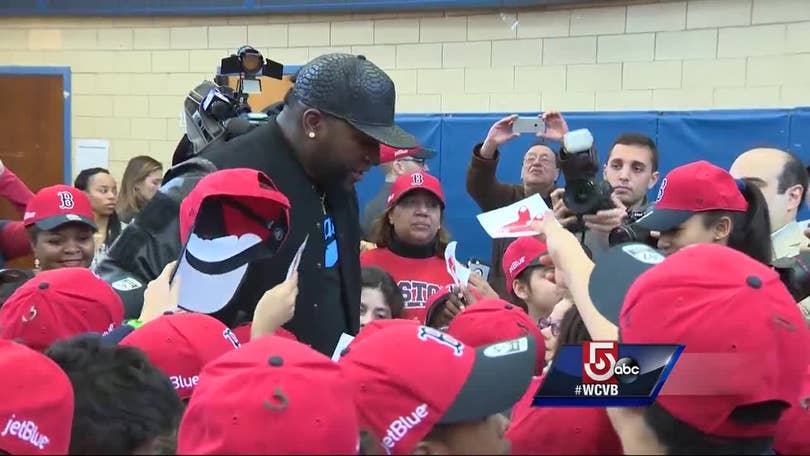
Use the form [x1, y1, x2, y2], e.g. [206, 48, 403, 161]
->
[362, 172, 454, 322]
[0, 185, 98, 303]
[635, 160, 772, 264]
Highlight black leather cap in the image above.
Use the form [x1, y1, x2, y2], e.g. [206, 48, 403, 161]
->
[292, 53, 417, 149]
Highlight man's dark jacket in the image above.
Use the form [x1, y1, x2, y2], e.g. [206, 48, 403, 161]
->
[96, 118, 362, 355]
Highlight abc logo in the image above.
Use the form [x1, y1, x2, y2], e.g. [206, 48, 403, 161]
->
[614, 357, 640, 384]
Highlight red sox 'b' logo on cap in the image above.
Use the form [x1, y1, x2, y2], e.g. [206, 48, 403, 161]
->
[417, 326, 464, 356]
[411, 173, 424, 186]
[656, 178, 667, 202]
[57, 191, 75, 209]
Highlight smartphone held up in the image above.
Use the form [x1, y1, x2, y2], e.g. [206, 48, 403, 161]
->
[512, 117, 546, 135]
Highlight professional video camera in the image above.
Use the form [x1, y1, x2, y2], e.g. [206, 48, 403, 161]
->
[773, 252, 810, 303]
[558, 129, 614, 232]
[218, 45, 283, 115]
[608, 208, 657, 248]
[181, 46, 284, 159]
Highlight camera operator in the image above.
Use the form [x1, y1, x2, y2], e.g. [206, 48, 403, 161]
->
[730, 147, 810, 327]
[466, 111, 567, 297]
[550, 119, 660, 255]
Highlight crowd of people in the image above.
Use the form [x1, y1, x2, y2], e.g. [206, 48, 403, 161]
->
[0, 51, 807, 455]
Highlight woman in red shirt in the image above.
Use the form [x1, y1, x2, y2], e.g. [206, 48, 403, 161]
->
[361, 172, 454, 322]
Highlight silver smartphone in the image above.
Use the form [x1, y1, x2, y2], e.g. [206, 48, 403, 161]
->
[512, 117, 546, 134]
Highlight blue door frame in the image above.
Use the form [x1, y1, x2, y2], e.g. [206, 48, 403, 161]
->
[0, 66, 72, 185]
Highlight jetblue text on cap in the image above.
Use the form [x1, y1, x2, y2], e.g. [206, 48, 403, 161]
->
[2, 415, 50, 450]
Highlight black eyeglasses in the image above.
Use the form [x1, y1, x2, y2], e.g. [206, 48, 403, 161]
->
[538, 317, 561, 337]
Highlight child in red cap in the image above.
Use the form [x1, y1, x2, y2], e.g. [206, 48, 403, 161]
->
[636, 160, 772, 265]
[502, 236, 564, 320]
[0, 268, 124, 351]
[587, 243, 810, 453]
[340, 324, 536, 455]
[177, 336, 360, 454]
[0, 340, 74, 455]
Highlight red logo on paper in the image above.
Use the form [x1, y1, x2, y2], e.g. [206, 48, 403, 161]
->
[582, 341, 618, 384]
[497, 206, 545, 234]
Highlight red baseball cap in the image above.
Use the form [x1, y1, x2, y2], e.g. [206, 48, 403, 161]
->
[386, 172, 445, 209]
[423, 284, 455, 326]
[446, 298, 546, 375]
[589, 242, 810, 437]
[23, 184, 96, 231]
[230, 322, 298, 343]
[175, 169, 291, 316]
[339, 324, 536, 454]
[636, 160, 748, 231]
[119, 313, 241, 400]
[347, 318, 420, 352]
[380, 144, 436, 163]
[0, 268, 124, 351]
[773, 365, 810, 454]
[502, 237, 548, 294]
[506, 376, 623, 454]
[177, 335, 359, 454]
[0, 340, 74, 455]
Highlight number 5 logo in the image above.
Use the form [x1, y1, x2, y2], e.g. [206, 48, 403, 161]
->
[582, 341, 618, 384]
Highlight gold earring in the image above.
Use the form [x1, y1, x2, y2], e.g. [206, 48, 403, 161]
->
[307, 131, 316, 139]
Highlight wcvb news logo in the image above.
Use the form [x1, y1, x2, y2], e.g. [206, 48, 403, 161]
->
[582, 341, 639, 385]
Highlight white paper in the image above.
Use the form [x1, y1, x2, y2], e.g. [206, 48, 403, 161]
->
[444, 241, 471, 287]
[476, 193, 550, 239]
[286, 235, 309, 281]
[331, 332, 355, 362]
[75, 139, 109, 174]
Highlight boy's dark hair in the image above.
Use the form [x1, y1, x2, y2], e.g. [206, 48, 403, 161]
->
[644, 401, 783, 454]
[361, 266, 405, 319]
[608, 133, 659, 172]
[45, 336, 184, 455]
[507, 266, 543, 313]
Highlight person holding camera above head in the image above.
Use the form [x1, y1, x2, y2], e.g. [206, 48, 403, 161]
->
[466, 111, 567, 297]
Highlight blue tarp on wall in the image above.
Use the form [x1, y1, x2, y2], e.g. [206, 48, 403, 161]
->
[356, 108, 810, 264]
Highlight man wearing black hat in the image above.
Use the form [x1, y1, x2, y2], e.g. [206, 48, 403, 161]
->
[96, 53, 417, 356]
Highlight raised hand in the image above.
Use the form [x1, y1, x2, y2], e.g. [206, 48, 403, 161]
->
[480, 115, 520, 158]
[539, 110, 569, 142]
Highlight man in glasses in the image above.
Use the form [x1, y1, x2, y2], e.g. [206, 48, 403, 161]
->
[467, 113, 565, 298]
[361, 145, 435, 239]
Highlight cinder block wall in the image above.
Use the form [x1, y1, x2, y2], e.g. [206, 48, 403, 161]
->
[0, 0, 808, 178]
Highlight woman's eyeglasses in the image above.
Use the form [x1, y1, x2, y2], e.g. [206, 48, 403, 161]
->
[538, 317, 561, 337]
